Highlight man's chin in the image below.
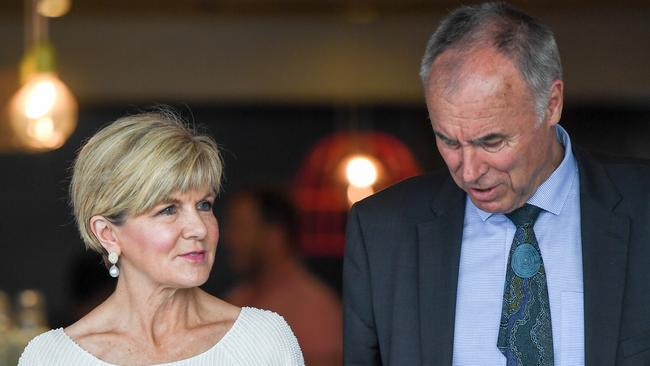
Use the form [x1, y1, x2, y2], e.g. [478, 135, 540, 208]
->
[467, 184, 501, 201]
[466, 186, 501, 211]
[468, 195, 510, 214]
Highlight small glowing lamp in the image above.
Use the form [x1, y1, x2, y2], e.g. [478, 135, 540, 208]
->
[345, 156, 377, 188]
[9, 72, 77, 150]
[37, 0, 71, 18]
[8, 27, 77, 151]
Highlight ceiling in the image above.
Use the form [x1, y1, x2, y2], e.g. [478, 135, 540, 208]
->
[2, 0, 649, 18]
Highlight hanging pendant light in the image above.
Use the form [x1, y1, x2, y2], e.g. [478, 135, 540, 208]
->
[37, 0, 71, 18]
[7, 0, 77, 151]
[294, 132, 421, 256]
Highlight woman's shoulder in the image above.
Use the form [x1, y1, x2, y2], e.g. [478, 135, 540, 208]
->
[235, 307, 293, 334]
[20, 328, 66, 355]
[18, 328, 80, 365]
[220, 307, 304, 365]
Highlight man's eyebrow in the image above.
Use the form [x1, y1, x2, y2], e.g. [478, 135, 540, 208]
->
[473, 133, 507, 144]
[433, 130, 506, 145]
[433, 130, 458, 142]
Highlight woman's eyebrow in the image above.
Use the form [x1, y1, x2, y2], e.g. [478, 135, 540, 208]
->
[199, 194, 215, 202]
[159, 197, 181, 205]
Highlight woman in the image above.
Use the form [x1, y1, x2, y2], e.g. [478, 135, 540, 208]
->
[19, 110, 305, 365]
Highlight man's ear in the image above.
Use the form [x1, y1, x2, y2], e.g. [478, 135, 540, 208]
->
[545, 79, 564, 127]
[89, 215, 121, 255]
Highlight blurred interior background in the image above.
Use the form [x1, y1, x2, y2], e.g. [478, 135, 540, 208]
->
[0, 0, 648, 363]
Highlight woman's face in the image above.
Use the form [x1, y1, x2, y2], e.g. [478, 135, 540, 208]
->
[114, 188, 218, 289]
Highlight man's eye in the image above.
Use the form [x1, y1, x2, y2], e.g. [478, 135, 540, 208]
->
[480, 139, 506, 152]
[197, 200, 213, 211]
[158, 205, 177, 216]
[438, 136, 460, 149]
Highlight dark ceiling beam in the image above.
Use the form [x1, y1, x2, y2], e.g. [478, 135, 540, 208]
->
[1, 1, 649, 17]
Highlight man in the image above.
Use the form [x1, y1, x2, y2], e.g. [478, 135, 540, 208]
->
[224, 188, 342, 366]
[343, 2, 650, 366]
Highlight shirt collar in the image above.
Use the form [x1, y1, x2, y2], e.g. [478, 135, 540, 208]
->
[474, 124, 578, 221]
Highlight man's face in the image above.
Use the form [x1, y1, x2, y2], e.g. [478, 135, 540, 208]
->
[425, 48, 563, 213]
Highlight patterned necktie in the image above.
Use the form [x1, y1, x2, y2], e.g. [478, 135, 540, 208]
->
[497, 204, 554, 366]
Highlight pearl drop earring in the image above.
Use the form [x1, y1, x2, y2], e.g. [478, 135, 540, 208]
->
[108, 251, 120, 278]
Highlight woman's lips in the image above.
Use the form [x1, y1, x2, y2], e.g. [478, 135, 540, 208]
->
[179, 250, 206, 262]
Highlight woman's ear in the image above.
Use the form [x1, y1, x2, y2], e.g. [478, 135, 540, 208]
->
[90, 215, 121, 255]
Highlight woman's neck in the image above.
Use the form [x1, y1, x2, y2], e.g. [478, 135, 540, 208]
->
[106, 272, 205, 345]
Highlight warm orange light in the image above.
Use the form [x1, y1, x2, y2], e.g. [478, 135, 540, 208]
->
[37, 0, 71, 18]
[9, 72, 77, 150]
[345, 156, 378, 188]
[347, 184, 375, 205]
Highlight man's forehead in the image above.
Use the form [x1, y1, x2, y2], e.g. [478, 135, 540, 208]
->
[431, 115, 507, 140]
[427, 77, 514, 124]
[426, 47, 523, 97]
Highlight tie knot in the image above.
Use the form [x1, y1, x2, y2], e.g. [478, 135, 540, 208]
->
[505, 204, 542, 227]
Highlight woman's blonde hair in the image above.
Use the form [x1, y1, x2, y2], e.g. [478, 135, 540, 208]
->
[70, 108, 223, 258]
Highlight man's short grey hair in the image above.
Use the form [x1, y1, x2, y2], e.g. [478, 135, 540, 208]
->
[420, 2, 562, 120]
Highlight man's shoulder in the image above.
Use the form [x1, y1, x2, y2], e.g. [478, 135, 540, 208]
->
[585, 150, 650, 170]
[577, 149, 650, 192]
[353, 169, 452, 217]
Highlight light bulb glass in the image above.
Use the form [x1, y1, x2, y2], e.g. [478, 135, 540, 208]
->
[346, 156, 378, 188]
[25, 80, 56, 119]
[37, 0, 72, 18]
[9, 73, 77, 151]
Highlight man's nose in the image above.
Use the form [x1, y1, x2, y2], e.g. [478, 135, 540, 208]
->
[461, 147, 485, 183]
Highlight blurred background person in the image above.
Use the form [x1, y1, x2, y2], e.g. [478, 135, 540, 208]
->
[19, 110, 304, 365]
[225, 188, 342, 366]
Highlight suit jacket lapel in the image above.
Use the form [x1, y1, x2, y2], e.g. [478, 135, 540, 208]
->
[576, 149, 630, 366]
[418, 175, 465, 366]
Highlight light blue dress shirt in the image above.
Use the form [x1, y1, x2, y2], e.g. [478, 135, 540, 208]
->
[452, 125, 584, 366]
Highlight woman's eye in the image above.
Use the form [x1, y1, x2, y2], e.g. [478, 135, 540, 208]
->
[158, 205, 177, 216]
[197, 200, 213, 211]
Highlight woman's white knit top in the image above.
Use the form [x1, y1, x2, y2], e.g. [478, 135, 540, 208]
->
[18, 307, 305, 366]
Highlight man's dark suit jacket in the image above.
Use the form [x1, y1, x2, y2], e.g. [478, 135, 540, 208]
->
[343, 149, 650, 366]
